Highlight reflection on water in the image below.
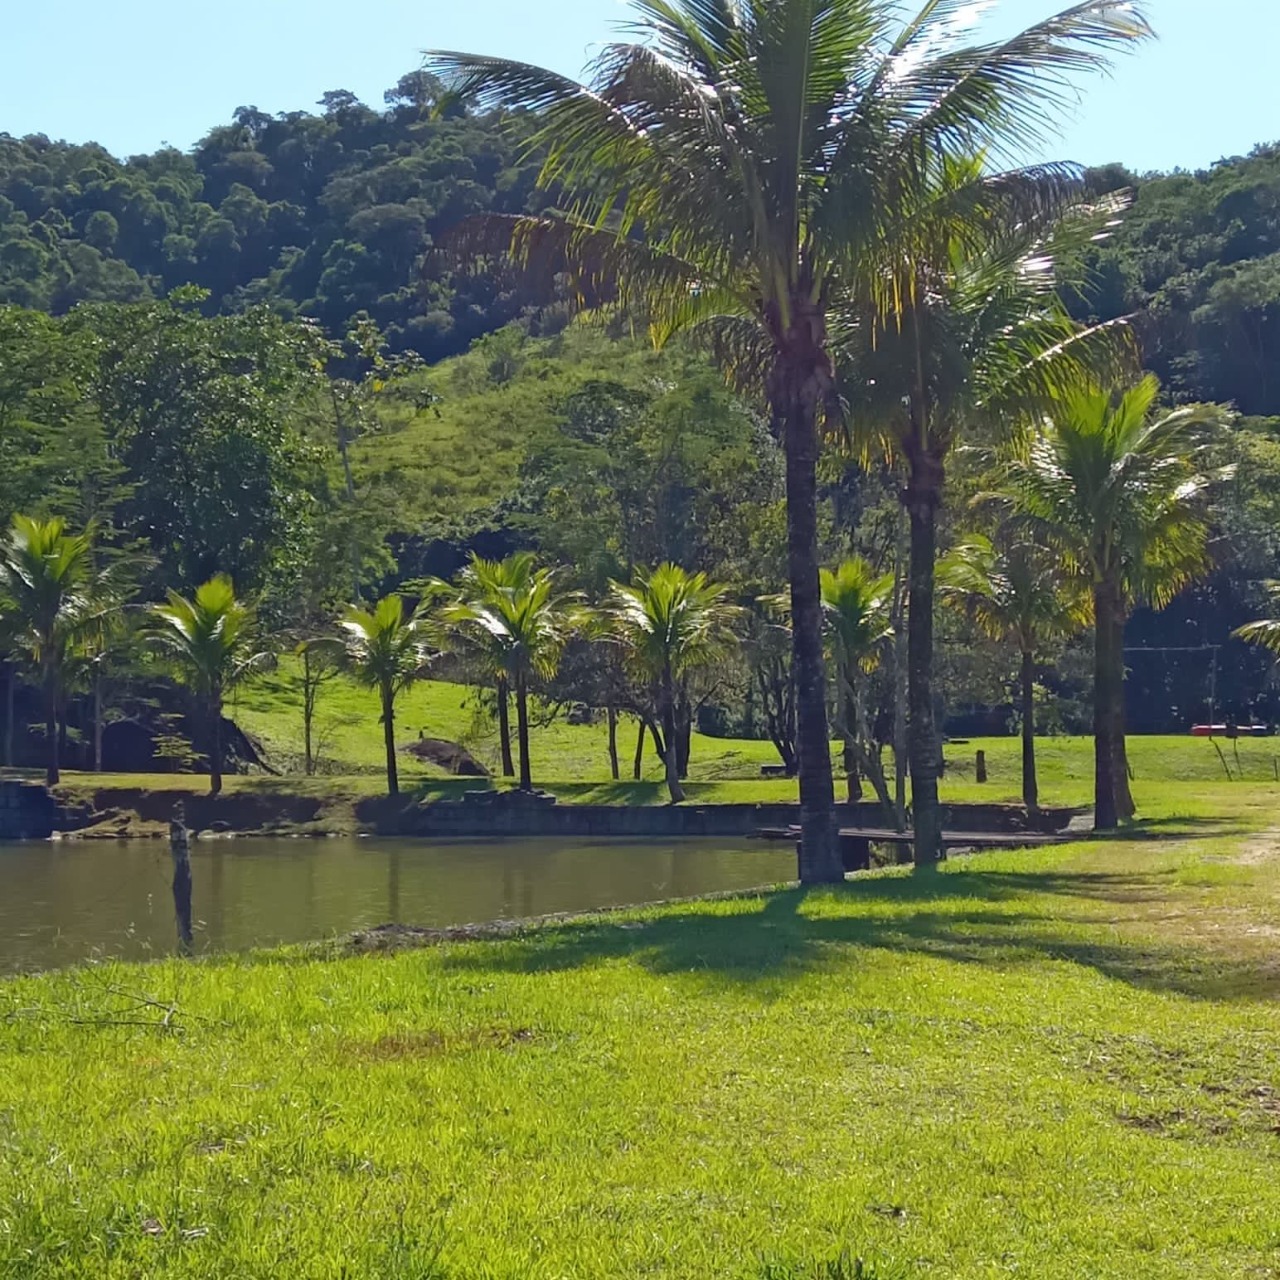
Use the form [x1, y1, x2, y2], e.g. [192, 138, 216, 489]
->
[0, 836, 793, 972]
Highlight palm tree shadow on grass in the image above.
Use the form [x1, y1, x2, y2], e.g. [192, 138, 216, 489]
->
[439, 863, 1279, 1003]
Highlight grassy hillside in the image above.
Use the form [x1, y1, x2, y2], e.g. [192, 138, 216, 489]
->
[360, 324, 691, 532]
[4, 799, 1280, 1276]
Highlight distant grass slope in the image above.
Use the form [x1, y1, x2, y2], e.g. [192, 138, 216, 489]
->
[5, 812, 1280, 1276]
[360, 323, 687, 531]
[228, 657, 1280, 814]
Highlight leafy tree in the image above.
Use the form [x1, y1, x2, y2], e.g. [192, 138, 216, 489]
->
[938, 532, 1089, 809]
[821, 559, 895, 817]
[430, 0, 1149, 881]
[446, 555, 581, 791]
[76, 293, 325, 593]
[1006, 378, 1228, 828]
[0, 515, 127, 784]
[608, 565, 738, 804]
[339, 594, 437, 796]
[148, 575, 268, 795]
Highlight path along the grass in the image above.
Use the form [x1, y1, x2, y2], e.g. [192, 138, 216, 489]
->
[3, 790, 1280, 1277]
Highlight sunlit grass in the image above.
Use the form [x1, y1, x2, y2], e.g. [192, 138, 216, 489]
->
[5, 805, 1280, 1276]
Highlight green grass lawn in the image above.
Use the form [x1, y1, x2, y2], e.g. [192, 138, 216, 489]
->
[226, 658, 1280, 816]
[4, 788, 1280, 1276]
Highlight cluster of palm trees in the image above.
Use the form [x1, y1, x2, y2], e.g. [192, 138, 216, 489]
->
[424, 0, 1231, 876]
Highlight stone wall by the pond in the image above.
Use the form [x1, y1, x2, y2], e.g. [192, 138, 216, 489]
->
[0, 781, 56, 840]
[388, 796, 1074, 839]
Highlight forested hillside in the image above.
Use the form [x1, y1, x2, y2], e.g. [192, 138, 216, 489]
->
[0, 73, 555, 363]
[5, 80, 1280, 409]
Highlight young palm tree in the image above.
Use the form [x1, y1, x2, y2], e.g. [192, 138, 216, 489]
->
[448, 551, 538, 780]
[446, 559, 581, 792]
[1006, 377, 1228, 828]
[339, 594, 438, 797]
[837, 158, 1137, 861]
[149, 575, 268, 796]
[820, 558, 895, 818]
[938, 531, 1089, 810]
[428, 0, 1150, 881]
[609, 564, 738, 804]
[0, 515, 121, 785]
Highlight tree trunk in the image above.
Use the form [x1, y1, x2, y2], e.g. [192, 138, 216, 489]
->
[675, 689, 692, 779]
[1092, 580, 1121, 830]
[607, 705, 620, 781]
[633, 717, 646, 781]
[769, 327, 838, 883]
[3, 661, 13, 769]
[44, 666, 59, 787]
[302, 647, 315, 777]
[209, 693, 223, 796]
[904, 449, 944, 867]
[891, 513, 909, 828]
[497, 675, 515, 778]
[93, 669, 104, 773]
[382, 685, 398, 797]
[515, 668, 533, 792]
[1111, 607, 1135, 820]
[1020, 648, 1038, 811]
[660, 666, 685, 804]
[840, 685, 862, 804]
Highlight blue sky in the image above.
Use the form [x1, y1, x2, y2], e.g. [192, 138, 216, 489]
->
[3, 0, 1274, 173]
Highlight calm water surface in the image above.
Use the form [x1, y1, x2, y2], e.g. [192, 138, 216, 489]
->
[0, 836, 793, 972]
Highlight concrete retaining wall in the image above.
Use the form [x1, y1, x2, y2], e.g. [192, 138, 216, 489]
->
[387, 797, 1073, 839]
[0, 780, 56, 840]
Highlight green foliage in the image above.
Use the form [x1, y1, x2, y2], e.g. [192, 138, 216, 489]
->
[1079, 145, 1280, 415]
[148, 575, 263, 701]
[0, 91, 551, 362]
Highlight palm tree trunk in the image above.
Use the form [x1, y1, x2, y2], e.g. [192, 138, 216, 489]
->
[675, 689, 691, 779]
[93, 669, 104, 773]
[3, 661, 13, 769]
[209, 694, 223, 796]
[891, 513, 909, 828]
[607, 705, 620, 781]
[660, 666, 685, 804]
[1092, 580, 1120, 830]
[44, 666, 59, 787]
[1020, 648, 1038, 811]
[515, 669, 533, 792]
[1111, 608, 1135, 820]
[497, 675, 515, 777]
[770, 335, 838, 883]
[840, 683, 862, 804]
[632, 717, 646, 780]
[382, 685, 398, 797]
[904, 454, 944, 867]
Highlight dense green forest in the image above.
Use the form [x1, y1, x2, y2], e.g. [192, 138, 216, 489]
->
[4, 76, 1280, 779]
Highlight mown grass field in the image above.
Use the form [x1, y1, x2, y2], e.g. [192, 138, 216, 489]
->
[228, 656, 1280, 807]
[3, 783, 1280, 1277]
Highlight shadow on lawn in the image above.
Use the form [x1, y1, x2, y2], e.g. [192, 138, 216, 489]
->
[440, 858, 1279, 1003]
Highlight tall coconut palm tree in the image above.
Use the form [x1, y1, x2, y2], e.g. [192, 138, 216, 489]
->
[0, 515, 124, 785]
[1006, 377, 1228, 828]
[938, 530, 1089, 810]
[428, 0, 1150, 882]
[821, 558, 895, 818]
[609, 564, 738, 804]
[835, 156, 1137, 862]
[339, 593, 439, 797]
[448, 551, 539, 780]
[149, 575, 268, 796]
[446, 559, 581, 792]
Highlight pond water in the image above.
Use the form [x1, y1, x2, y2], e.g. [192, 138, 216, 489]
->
[0, 836, 794, 973]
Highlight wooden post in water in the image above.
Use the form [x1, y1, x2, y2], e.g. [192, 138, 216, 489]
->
[170, 801, 193, 956]
[975, 750, 988, 784]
